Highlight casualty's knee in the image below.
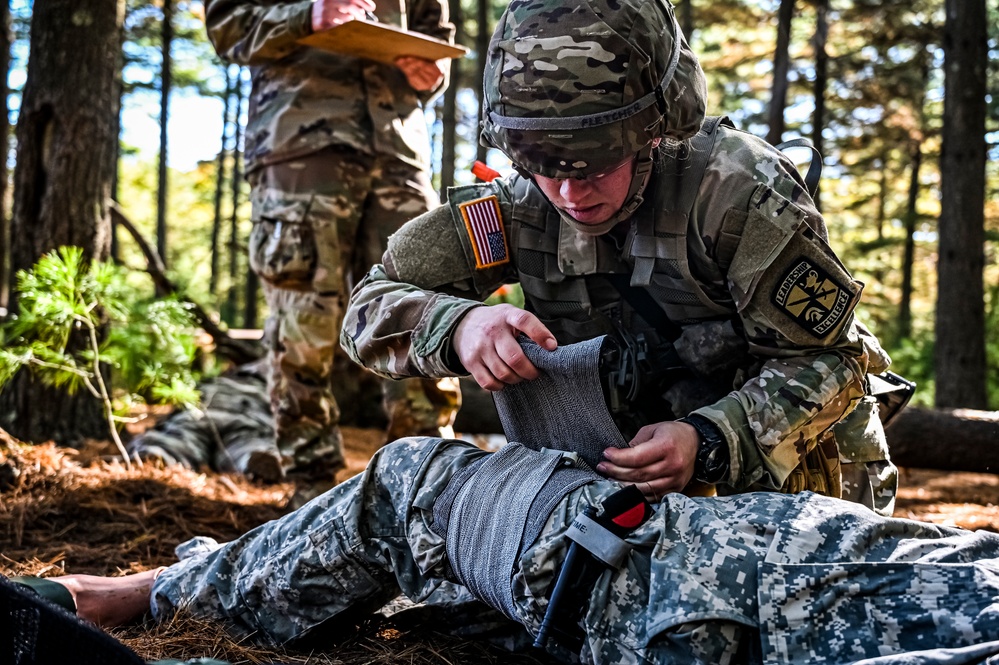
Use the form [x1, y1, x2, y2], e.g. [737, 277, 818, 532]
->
[373, 436, 450, 468]
[369, 437, 485, 497]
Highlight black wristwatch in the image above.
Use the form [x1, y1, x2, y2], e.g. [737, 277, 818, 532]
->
[679, 414, 730, 484]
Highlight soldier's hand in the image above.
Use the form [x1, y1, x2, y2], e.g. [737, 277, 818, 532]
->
[311, 0, 375, 31]
[597, 421, 699, 501]
[395, 56, 446, 92]
[452, 304, 557, 391]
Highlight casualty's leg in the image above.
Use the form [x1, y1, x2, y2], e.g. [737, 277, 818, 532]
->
[45, 438, 485, 641]
[148, 437, 486, 645]
[39, 567, 166, 627]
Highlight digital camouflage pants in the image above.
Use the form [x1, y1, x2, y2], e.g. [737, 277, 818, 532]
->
[152, 438, 999, 665]
[247, 148, 459, 478]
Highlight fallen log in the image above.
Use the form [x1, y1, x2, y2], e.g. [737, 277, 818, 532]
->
[110, 203, 262, 366]
[886, 406, 999, 474]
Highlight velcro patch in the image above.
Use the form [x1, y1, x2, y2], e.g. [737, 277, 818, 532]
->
[772, 257, 853, 338]
[458, 195, 509, 269]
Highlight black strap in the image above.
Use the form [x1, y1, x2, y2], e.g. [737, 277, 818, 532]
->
[605, 273, 683, 342]
[775, 137, 822, 197]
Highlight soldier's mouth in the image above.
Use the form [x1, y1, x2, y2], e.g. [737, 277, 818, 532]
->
[563, 204, 609, 224]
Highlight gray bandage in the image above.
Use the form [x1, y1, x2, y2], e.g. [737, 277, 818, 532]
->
[492, 336, 629, 469]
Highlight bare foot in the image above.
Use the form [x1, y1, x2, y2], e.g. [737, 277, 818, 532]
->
[51, 567, 166, 627]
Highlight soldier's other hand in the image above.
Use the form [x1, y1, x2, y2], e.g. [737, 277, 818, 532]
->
[396, 56, 446, 92]
[312, 0, 375, 31]
[597, 421, 699, 501]
[452, 304, 557, 391]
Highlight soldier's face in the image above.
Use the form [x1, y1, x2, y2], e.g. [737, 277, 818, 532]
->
[533, 156, 635, 226]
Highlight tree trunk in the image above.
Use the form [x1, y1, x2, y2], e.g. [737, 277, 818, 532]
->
[886, 407, 999, 474]
[109, 2, 127, 264]
[680, 0, 693, 42]
[244, 264, 259, 328]
[898, 61, 929, 342]
[0, 0, 10, 312]
[935, 0, 987, 408]
[439, 0, 462, 192]
[474, 0, 490, 164]
[156, 0, 173, 268]
[224, 68, 245, 326]
[876, 149, 887, 240]
[898, 139, 922, 339]
[809, 0, 827, 211]
[210, 65, 233, 297]
[766, 0, 794, 146]
[0, 0, 123, 444]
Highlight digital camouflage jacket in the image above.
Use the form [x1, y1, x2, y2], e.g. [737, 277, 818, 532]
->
[341, 122, 897, 513]
[204, 0, 454, 172]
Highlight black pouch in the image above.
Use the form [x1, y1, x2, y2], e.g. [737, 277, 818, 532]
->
[869, 371, 917, 428]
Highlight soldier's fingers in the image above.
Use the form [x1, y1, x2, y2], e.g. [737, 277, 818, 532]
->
[467, 345, 524, 390]
[338, 0, 375, 12]
[467, 361, 504, 392]
[601, 440, 668, 469]
[483, 352, 528, 386]
[627, 423, 659, 447]
[494, 335, 540, 382]
[597, 455, 672, 483]
[506, 309, 556, 351]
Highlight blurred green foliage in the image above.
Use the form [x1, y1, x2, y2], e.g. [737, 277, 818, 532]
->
[0, 247, 201, 431]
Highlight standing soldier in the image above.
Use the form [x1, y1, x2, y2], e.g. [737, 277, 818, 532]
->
[342, 0, 897, 513]
[203, 0, 459, 495]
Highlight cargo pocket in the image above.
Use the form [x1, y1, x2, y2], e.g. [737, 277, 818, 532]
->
[779, 434, 841, 499]
[834, 396, 896, 515]
[249, 195, 318, 292]
[232, 506, 384, 644]
[309, 509, 384, 605]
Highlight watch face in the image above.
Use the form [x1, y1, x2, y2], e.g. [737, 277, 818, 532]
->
[695, 434, 729, 484]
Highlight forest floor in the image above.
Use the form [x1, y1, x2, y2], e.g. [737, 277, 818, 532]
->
[1, 425, 997, 664]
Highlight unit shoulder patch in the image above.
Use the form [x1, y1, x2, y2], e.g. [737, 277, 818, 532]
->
[458, 195, 509, 269]
[771, 257, 854, 338]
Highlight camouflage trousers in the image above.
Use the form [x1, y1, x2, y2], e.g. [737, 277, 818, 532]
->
[247, 148, 459, 477]
[151, 438, 999, 664]
[125, 361, 276, 476]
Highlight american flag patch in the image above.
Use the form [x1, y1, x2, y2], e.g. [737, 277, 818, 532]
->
[458, 195, 509, 269]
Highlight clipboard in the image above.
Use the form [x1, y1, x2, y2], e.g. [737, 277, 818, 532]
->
[298, 20, 468, 64]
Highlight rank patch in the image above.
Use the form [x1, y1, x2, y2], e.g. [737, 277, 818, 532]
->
[772, 258, 852, 338]
[458, 195, 509, 269]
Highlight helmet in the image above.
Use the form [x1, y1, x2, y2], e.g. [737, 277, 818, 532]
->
[481, 0, 707, 227]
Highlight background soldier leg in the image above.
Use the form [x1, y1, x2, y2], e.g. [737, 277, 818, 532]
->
[359, 156, 460, 440]
[248, 149, 371, 490]
[262, 286, 344, 482]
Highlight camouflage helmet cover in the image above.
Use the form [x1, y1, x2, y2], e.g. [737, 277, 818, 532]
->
[481, 0, 708, 180]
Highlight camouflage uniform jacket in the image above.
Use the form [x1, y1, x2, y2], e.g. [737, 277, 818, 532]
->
[342, 123, 895, 505]
[204, 0, 454, 172]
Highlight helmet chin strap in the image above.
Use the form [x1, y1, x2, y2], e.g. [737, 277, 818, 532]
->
[558, 141, 657, 236]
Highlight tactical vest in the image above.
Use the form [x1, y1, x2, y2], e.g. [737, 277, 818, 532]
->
[508, 116, 737, 344]
[501, 118, 892, 507]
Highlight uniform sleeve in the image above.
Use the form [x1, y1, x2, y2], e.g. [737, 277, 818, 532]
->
[690, 138, 877, 492]
[204, 0, 314, 65]
[341, 182, 516, 379]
